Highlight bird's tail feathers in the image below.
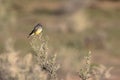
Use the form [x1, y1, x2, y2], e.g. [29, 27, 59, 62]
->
[27, 33, 34, 38]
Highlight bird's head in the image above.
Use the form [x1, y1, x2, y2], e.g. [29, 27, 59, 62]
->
[37, 23, 42, 27]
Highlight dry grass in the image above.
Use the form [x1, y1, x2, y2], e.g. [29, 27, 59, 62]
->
[0, 36, 113, 80]
[78, 51, 113, 80]
[0, 35, 60, 80]
[30, 34, 60, 80]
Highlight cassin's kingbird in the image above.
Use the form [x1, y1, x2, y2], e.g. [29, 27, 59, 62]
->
[28, 23, 43, 38]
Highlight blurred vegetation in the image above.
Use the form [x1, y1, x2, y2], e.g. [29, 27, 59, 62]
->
[0, 0, 120, 80]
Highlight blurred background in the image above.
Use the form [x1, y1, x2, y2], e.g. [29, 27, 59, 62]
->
[0, 0, 120, 80]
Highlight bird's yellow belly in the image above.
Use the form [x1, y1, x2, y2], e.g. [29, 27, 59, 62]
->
[35, 29, 42, 35]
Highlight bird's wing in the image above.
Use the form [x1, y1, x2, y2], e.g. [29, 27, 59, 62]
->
[28, 24, 40, 38]
[28, 29, 36, 38]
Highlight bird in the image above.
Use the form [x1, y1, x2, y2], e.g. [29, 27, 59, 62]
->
[28, 23, 43, 38]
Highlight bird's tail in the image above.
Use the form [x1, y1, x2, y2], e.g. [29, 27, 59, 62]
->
[27, 33, 34, 38]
